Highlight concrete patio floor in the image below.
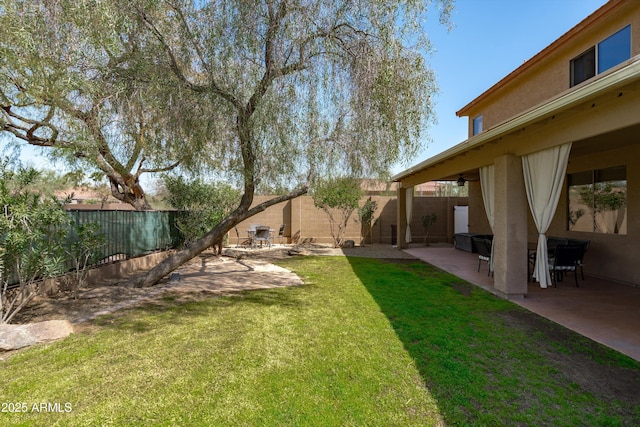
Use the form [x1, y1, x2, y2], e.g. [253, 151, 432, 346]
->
[404, 244, 640, 362]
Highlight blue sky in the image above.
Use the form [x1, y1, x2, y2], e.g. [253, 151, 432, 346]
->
[4, 0, 611, 178]
[394, 0, 610, 174]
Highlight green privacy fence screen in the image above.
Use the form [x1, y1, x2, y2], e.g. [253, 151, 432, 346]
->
[66, 210, 184, 265]
[2, 210, 184, 287]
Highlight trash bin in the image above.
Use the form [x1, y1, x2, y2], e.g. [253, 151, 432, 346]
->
[390, 224, 397, 245]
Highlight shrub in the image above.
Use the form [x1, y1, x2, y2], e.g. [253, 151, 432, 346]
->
[65, 221, 106, 299]
[0, 160, 69, 323]
[162, 175, 240, 247]
[356, 197, 379, 246]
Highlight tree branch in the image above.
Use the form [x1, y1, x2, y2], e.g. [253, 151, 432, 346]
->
[137, 6, 241, 110]
[138, 160, 181, 175]
[1, 105, 68, 147]
[133, 184, 309, 288]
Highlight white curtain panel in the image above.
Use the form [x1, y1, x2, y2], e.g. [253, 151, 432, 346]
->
[522, 143, 572, 288]
[479, 164, 495, 272]
[405, 187, 413, 243]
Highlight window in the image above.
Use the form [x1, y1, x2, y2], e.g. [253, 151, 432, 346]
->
[570, 25, 631, 87]
[598, 25, 631, 73]
[472, 115, 483, 135]
[570, 47, 595, 87]
[568, 165, 627, 234]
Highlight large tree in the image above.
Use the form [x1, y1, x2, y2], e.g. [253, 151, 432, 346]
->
[3, 0, 452, 286]
[129, 0, 452, 287]
[0, 0, 212, 210]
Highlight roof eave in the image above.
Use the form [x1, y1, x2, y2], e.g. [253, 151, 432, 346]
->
[393, 57, 640, 183]
[455, 0, 624, 118]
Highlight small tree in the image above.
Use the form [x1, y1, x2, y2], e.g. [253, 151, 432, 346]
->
[162, 176, 241, 249]
[421, 213, 437, 246]
[0, 160, 69, 323]
[66, 222, 106, 299]
[312, 178, 362, 248]
[356, 197, 379, 247]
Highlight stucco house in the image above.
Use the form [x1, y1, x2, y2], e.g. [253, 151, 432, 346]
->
[393, 0, 640, 298]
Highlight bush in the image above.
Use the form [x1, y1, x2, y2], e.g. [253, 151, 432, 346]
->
[162, 175, 240, 247]
[0, 161, 70, 323]
[356, 197, 379, 246]
[65, 221, 106, 299]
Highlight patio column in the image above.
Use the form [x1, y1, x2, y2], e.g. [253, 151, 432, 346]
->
[397, 184, 407, 248]
[493, 154, 528, 298]
[405, 187, 413, 244]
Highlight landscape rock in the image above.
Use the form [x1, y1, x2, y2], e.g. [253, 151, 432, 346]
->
[343, 240, 355, 248]
[288, 248, 311, 256]
[0, 320, 74, 351]
[0, 326, 37, 351]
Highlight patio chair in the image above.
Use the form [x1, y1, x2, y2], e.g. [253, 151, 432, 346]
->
[252, 226, 271, 249]
[547, 236, 569, 257]
[529, 236, 568, 276]
[568, 238, 590, 280]
[276, 224, 286, 244]
[235, 226, 251, 248]
[549, 244, 583, 287]
[472, 237, 493, 276]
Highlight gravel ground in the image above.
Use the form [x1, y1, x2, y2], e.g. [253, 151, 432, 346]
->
[11, 243, 415, 327]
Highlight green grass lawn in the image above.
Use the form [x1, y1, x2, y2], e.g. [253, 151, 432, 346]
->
[1, 256, 639, 426]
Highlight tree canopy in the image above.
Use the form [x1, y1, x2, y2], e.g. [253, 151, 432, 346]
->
[0, 0, 210, 209]
[0, 0, 453, 286]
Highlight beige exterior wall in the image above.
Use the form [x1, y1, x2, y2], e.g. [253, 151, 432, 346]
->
[398, 78, 640, 288]
[463, 0, 640, 134]
[396, 0, 640, 292]
[537, 143, 640, 285]
[232, 195, 467, 246]
[467, 181, 492, 234]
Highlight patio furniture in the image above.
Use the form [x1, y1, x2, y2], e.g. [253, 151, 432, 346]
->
[252, 226, 271, 249]
[455, 233, 493, 253]
[547, 236, 569, 257]
[472, 237, 493, 276]
[528, 236, 569, 280]
[276, 224, 286, 244]
[549, 244, 583, 287]
[235, 226, 251, 248]
[568, 238, 590, 280]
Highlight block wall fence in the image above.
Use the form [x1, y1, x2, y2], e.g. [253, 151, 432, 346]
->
[231, 195, 468, 246]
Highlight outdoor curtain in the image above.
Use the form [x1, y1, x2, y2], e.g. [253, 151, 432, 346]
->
[522, 143, 572, 288]
[479, 164, 495, 272]
[405, 187, 413, 243]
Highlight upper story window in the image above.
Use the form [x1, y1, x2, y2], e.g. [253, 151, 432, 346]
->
[598, 25, 631, 73]
[472, 115, 483, 135]
[570, 47, 596, 86]
[570, 25, 631, 87]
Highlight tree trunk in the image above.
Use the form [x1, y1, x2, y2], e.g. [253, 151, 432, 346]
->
[108, 176, 152, 211]
[133, 187, 308, 288]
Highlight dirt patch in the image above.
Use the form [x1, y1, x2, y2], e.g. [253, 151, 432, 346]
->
[11, 244, 408, 327]
[497, 309, 640, 410]
[12, 251, 304, 327]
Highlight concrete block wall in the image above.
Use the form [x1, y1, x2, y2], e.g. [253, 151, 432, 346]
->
[231, 195, 468, 246]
